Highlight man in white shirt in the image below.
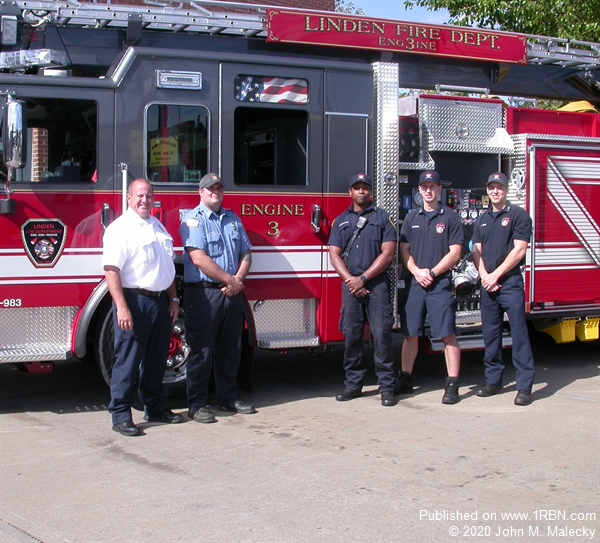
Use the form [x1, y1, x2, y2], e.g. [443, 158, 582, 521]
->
[103, 179, 183, 436]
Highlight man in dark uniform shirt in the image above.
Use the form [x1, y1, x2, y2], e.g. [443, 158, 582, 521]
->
[398, 171, 463, 404]
[328, 173, 398, 407]
[472, 172, 535, 406]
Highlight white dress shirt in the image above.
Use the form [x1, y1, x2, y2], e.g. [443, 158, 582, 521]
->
[102, 208, 175, 291]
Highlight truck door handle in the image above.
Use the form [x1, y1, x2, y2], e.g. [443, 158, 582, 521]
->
[101, 203, 111, 229]
[311, 204, 321, 233]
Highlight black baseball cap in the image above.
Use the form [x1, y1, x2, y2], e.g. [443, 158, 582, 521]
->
[349, 173, 372, 189]
[419, 171, 440, 185]
[487, 172, 508, 186]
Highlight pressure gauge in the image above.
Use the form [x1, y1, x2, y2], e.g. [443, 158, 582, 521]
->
[413, 191, 423, 207]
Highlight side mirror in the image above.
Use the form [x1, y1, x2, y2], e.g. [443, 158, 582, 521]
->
[3, 97, 27, 169]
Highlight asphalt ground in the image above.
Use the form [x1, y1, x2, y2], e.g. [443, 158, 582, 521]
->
[1, 333, 599, 543]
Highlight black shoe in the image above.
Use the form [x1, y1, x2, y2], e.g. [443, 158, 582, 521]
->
[514, 390, 532, 406]
[441, 378, 460, 405]
[112, 421, 141, 437]
[188, 406, 216, 423]
[144, 409, 183, 424]
[335, 388, 362, 402]
[217, 400, 257, 414]
[394, 371, 414, 394]
[477, 383, 500, 397]
[381, 390, 398, 407]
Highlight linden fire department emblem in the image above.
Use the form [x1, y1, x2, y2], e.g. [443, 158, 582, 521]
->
[435, 223, 446, 234]
[501, 217, 511, 227]
[21, 219, 67, 268]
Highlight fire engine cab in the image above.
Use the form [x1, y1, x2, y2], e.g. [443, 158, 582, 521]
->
[0, 0, 598, 391]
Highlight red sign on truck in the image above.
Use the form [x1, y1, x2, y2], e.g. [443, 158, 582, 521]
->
[267, 10, 528, 65]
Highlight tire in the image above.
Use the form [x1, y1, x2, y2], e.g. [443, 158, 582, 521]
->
[94, 304, 190, 397]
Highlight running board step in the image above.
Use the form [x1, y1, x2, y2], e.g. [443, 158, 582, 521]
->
[256, 333, 320, 349]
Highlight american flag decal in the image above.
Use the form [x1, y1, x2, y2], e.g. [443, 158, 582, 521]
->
[235, 75, 308, 104]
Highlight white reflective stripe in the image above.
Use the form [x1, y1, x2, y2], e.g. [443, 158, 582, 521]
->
[1, 277, 102, 285]
[535, 245, 597, 265]
[1, 246, 334, 281]
[0, 254, 104, 279]
[249, 249, 324, 274]
[547, 157, 600, 266]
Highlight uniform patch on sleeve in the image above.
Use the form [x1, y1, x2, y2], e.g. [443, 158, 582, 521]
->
[186, 218, 200, 228]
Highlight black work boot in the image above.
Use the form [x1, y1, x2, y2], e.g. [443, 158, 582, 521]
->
[441, 377, 460, 405]
[394, 371, 413, 394]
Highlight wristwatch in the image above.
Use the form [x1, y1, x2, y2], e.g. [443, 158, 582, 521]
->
[360, 275, 367, 283]
[171, 297, 180, 303]
[429, 270, 436, 279]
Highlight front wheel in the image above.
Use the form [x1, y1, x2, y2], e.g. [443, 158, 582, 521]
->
[94, 305, 190, 397]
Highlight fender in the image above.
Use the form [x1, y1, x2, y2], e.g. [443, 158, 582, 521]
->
[72, 279, 111, 359]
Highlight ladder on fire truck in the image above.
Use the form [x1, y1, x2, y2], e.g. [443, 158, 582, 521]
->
[1, 0, 599, 70]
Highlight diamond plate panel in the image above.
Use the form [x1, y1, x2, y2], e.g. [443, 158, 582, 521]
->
[504, 134, 528, 207]
[0, 307, 77, 362]
[250, 299, 319, 349]
[373, 62, 400, 327]
[420, 97, 513, 154]
[373, 62, 399, 217]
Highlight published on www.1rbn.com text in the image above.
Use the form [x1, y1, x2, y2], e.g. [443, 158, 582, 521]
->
[419, 509, 598, 539]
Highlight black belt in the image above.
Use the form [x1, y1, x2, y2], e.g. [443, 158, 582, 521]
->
[123, 287, 166, 298]
[186, 281, 221, 289]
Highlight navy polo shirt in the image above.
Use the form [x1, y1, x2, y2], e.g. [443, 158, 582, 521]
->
[400, 205, 463, 272]
[472, 203, 532, 277]
[329, 204, 396, 276]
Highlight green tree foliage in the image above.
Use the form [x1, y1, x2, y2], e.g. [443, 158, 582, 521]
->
[403, 0, 599, 42]
[335, 0, 364, 15]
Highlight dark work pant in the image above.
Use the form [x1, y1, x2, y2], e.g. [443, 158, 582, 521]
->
[109, 291, 170, 424]
[339, 276, 396, 392]
[184, 287, 243, 409]
[481, 274, 535, 392]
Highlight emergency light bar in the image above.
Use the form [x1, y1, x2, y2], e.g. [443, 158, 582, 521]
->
[0, 49, 68, 70]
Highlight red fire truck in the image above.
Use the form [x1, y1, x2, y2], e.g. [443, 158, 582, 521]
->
[0, 1, 598, 392]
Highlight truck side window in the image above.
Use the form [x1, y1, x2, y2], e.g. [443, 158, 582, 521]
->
[0, 98, 97, 183]
[234, 107, 308, 186]
[145, 104, 209, 184]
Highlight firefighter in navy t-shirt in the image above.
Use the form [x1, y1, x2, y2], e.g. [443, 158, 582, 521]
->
[472, 172, 535, 406]
[328, 174, 398, 407]
[398, 171, 463, 404]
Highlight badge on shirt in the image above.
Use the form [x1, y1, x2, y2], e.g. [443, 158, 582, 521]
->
[501, 217, 511, 227]
[435, 223, 446, 234]
[186, 218, 200, 228]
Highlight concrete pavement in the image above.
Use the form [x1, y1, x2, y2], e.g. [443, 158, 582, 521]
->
[1, 335, 598, 543]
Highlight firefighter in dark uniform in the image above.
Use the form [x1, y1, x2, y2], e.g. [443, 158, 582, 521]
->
[398, 171, 463, 404]
[472, 172, 535, 406]
[328, 173, 398, 407]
